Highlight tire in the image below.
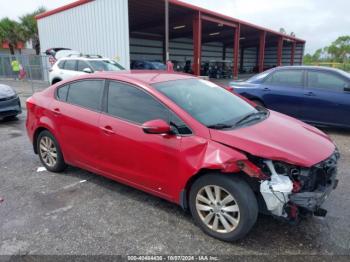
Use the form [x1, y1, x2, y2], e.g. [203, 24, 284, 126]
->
[189, 174, 258, 241]
[37, 130, 66, 172]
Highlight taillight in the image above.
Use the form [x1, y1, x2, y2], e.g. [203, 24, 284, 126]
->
[26, 97, 35, 111]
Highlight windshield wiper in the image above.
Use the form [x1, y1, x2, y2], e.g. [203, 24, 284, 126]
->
[207, 123, 234, 130]
[235, 111, 267, 127]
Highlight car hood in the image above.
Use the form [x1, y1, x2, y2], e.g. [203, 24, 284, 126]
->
[0, 84, 16, 98]
[209, 111, 335, 167]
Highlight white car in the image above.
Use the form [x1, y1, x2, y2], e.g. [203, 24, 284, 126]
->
[49, 55, 125, 85]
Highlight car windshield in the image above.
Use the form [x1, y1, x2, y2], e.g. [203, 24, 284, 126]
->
[89, 60, 125, 71]
[246, 69, 274, 83]
[153, 79, 259, 128]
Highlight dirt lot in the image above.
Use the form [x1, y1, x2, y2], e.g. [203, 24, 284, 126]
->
[0, 80, 349, 257]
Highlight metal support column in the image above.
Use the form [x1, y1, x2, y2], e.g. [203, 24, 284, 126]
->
[164, 0, 170, 63]
[233, 23, 240, 79]
[290, 41, 296, 65]
[258, 31, 266, 72]
[277, 36, 283, 66]
[193, 11, 202, 76]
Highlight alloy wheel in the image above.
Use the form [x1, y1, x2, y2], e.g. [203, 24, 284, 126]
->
[195, 185, 240, 233]
[39, 136, 57, 167]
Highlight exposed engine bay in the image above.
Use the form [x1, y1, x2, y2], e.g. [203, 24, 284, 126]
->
[250, 150, 340, 221]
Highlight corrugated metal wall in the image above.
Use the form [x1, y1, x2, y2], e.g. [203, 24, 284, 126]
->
[130, 38, 226, 62]
[131, 36, 303, 73]
[37, 0, 130, 69]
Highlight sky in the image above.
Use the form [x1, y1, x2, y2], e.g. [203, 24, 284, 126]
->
[0, 0, 349, 54]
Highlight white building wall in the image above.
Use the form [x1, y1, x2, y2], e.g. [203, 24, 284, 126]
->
[37, 0, 130, 69]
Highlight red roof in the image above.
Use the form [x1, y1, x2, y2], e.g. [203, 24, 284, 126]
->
[36, 0, 93, 20]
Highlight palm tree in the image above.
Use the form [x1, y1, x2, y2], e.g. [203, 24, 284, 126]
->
[0, 18, 26, 54]
[20, 7, 46, 55]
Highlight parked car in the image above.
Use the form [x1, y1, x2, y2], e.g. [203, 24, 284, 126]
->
[0, 84, 21, 120]
[45, 48, 80, 60]
[49, 55, 125, 85]
[131, 60, 166, 70]
[26, 71, 339, 241]
[231, 66, 350, 128]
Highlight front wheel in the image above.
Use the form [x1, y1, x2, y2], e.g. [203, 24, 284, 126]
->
[189, 174, 258, 241]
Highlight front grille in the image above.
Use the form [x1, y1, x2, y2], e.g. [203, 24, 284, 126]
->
[308, 151, 339, 191]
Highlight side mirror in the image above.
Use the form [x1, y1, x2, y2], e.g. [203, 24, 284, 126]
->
[83, 67, 93, 73]
[344, 83, 350, 92]
[142, 119, 172, 135]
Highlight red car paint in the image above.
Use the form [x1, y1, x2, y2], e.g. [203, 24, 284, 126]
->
[26, 71, 335, 206]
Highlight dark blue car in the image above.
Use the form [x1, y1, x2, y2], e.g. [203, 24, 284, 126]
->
[231, 66, 350, 128]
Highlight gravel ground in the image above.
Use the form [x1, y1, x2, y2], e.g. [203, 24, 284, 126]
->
[0, 80, 349, 258]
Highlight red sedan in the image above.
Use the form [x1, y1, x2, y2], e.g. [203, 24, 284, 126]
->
[26, 71, 339, 241]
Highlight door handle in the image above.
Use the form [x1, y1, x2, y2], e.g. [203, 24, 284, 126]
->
[52, 108, 61, 116]
[304, 91, 316, 97]
[263, 87, 271, 91]
[100, 126, 115, 135]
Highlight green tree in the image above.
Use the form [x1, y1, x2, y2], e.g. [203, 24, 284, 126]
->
[0, 18, 26, 54]
[327, 35, 350, 63]
[303, 53, 313, 64]
[20, 7, 46, 55]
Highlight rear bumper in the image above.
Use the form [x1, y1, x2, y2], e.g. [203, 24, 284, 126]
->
[0, 96, 21, 118]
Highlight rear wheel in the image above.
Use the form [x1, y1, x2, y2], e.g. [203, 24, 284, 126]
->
[189, 174, 258, 241]
[37, 130, 66, 172]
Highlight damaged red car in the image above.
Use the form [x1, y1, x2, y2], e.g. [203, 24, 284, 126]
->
[26, 72, 339, 241]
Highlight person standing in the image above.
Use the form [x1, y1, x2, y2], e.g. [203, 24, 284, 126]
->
[11, 58, 20, 80]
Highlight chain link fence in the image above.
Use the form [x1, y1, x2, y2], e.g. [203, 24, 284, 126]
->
[0, 54, 52, 94]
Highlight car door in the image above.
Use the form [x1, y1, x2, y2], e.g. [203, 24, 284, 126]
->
[301, 69, 350, 127]
[98, 80, 186, 198]
[50, 79, 105, 169]
[77, 60, 93, 74]
[259, 69, 305, 118]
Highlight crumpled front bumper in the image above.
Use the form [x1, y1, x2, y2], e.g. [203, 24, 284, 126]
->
[290, 152, 339, 212]
[290, 179, 338, 212]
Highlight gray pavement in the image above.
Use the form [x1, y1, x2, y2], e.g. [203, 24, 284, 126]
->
[0, 80, 349, 256]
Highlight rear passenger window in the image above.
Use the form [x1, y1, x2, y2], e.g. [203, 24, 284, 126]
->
[265, 70, 304, 87]
[308, 71, 348, 91]
[67, 80, 104, 111]
[57, 85, 69, 101]
[57, 60, 65, 69]
[63, 60, 76, 71]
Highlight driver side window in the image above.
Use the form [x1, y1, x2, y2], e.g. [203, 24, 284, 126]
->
[107, 81, 191, 135]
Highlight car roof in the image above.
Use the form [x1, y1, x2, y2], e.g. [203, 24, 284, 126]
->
[72, 71, 196, 85]
[59, 57, 110, 61]
[275, 65, 345, 73]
